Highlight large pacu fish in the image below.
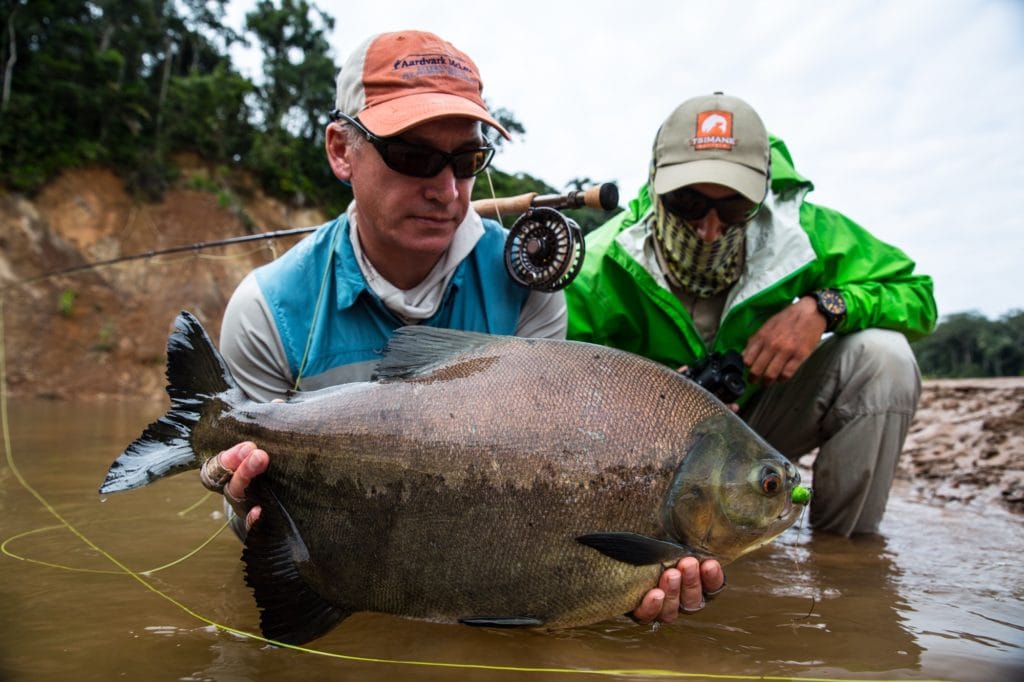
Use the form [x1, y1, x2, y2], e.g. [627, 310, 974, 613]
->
[100, 311, 805, 645]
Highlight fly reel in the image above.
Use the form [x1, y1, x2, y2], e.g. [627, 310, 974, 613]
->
[504, 207, 585, 292]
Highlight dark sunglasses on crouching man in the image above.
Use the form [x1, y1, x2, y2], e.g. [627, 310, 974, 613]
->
[661, 186, 762, 225]
[330, 109, 496, 179]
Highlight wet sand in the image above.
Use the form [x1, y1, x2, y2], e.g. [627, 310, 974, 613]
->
[896, 377, 1024, 514]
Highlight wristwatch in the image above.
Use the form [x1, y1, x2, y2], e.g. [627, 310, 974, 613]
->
[809, 288, 846, 333]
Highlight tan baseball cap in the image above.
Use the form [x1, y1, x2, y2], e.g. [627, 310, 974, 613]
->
[335, 31, 510, 139]
[652, 92, 770, 203]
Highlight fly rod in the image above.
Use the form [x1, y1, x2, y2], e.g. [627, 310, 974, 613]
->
[20, 183, 619, 284]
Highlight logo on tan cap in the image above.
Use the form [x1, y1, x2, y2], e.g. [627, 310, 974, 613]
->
[652, 93, 770, 203]
[692, 111, 735, 150]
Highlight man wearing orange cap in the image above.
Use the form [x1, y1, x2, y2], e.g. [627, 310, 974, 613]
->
[203, 31, 721, 626]
[567, 93, 937, 537]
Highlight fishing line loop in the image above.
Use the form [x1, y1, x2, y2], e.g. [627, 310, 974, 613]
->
[0, 297, 952, 682]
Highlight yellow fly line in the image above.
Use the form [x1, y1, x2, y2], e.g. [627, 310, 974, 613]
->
[1, 518, 229, 576]
[0, 297, 952, 682]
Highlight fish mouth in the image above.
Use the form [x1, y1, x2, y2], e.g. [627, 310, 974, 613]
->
[778, 502, 802, 524]
[776, 464, 803, 522]
[777, 485, 805, 521]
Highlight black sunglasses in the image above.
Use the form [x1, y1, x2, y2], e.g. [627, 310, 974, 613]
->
[330, 110, 495, 179]
[660, 187, 761, 225]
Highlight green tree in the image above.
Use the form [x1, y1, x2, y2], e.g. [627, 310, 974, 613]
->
[912, 310, 1024, 377]
[993, 309, 1024, 376]
[913, 311, 986, 377]
[163, 63, 255, 162]
[0, 0, 245, 194]
[243, 0, 342, 210]
[0, 0, 112, 188]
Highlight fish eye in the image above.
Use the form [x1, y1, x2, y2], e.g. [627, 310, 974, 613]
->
[760, 468, 782, 495]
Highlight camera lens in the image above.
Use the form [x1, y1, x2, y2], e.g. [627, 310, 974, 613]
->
[721, 373, 745, 402]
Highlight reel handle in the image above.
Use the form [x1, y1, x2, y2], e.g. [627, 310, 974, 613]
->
[473, 182, 618, 218]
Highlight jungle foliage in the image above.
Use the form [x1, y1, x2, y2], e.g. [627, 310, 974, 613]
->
[0, 0, 602, 224]
[912, 310, 1024, 378]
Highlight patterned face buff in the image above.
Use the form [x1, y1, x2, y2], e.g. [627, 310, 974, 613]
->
[648, 167, 747, 298]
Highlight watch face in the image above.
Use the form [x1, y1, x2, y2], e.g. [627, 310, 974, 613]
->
[818, 289, 846, 315]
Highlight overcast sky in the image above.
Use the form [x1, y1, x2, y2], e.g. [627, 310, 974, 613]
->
[228, 0, 1024, 320]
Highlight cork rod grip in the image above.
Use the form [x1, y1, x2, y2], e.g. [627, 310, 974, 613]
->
[472, 183, 618, 218]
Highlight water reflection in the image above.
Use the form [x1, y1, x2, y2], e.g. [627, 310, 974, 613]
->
[719, 529, 926, 676]
[2, 399, 1022, 681]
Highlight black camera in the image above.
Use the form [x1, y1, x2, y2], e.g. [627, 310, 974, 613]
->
[681, 350, 746, 404]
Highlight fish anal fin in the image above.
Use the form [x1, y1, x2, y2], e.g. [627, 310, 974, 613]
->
[576, 532, 690, 566]
[459, 616, 543, 627]
[242, 483, 349, 644]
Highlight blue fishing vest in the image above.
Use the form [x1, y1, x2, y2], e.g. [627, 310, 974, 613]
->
[254, 214, 529, 385]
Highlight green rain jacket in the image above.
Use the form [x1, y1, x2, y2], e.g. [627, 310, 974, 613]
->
[566, 136, 937, 401]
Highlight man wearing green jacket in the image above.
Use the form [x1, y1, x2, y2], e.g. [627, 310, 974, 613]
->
[567, 93, 936, 537]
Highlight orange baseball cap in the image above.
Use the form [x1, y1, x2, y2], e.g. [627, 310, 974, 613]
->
[335, 31, 510, 140]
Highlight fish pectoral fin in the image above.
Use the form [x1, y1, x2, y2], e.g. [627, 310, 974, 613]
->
[242, 483, 349, 645]
[576, 532, 691, 566]
[459, 616, 544, 627]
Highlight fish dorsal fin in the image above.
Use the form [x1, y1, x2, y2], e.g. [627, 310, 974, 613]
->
[242, 481, 349, 644]
[576, 532, 692, 566]
[373, 326, 511, 381]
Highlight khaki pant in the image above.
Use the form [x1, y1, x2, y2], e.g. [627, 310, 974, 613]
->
[740, 329, 921, 536]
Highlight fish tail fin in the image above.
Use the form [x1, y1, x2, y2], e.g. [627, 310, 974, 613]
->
[98, 311, 239, 495]
[243, 480, 349, 644]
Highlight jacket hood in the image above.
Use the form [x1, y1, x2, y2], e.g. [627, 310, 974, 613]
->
[767, 134, 813, 199]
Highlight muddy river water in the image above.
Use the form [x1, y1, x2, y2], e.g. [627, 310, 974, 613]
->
[1, 399, 1021, 681]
